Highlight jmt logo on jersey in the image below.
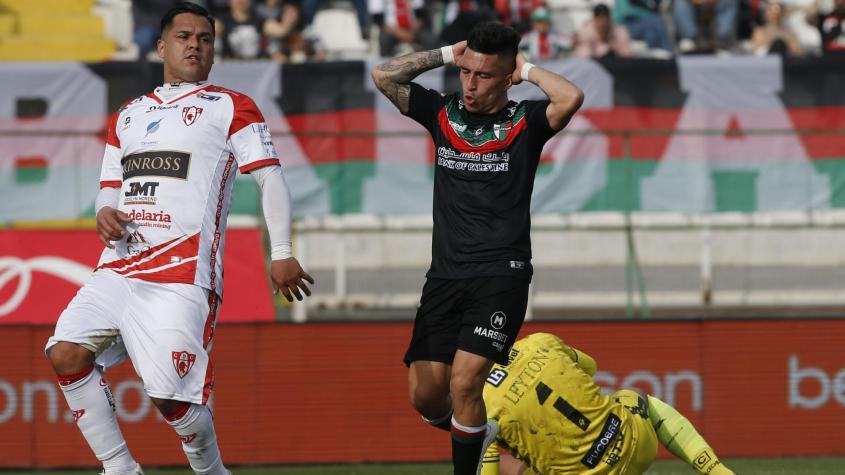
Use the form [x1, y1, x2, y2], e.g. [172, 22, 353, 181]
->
[122, 151, 191, 180]
[182, 106, 203, 126]
[172, 351, 197, 379]
[125, 181, 159, 197]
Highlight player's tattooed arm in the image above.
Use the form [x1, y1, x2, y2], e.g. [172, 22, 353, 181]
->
[371, 49, 444, 114]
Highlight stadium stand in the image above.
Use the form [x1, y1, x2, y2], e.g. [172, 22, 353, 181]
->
[310, 7, 370, 59]
[0, 0, 119, 61]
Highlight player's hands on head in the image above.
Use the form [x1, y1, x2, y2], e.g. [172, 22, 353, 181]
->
[96, 207, 134, 249]
[270, 257, 315, 302]
[511, 53, 528, 86]
[452, 40, 468, 65]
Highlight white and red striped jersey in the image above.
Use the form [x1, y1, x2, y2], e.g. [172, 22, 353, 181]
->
[96, 82, 279, 298]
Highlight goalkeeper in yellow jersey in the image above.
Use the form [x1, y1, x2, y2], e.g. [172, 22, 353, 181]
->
[478, 333, 734, 475]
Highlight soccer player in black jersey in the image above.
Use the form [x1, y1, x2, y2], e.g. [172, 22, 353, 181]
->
[372, 21, 584, 475]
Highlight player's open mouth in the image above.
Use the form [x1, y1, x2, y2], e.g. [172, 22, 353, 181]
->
[186, 55, 201, 63]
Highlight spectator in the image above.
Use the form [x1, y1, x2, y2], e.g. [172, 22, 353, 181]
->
[520, 6, 572, 60]
[219, 0, 267, 59]
[370, 0, 438, 57]
[303, 0, 369, 36]
[783, 0, 821, 54]
[440, 0, 496, 46]
[494, 0, 544, 33]
[752, 0, 802, 54]
[262, 0, 304, 61]
[673, 0, 739, 52]
[819, 0, 845, 53]
[574, 4, 632, 57]
[613, 0, 673, 51]
[256, 0, 284, 20]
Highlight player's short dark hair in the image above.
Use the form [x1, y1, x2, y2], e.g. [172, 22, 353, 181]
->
[593, 4, 611, 17]
[161, 2, 215, 36]
[466, 21, 521, 61]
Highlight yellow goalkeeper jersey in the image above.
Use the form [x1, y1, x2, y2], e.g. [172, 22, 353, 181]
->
[482, 333, 657, 474]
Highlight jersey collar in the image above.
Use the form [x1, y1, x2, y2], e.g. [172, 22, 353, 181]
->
[148, 81, 211, 105]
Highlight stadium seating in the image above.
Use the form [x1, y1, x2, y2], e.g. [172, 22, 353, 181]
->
[310, 8, 370, 60]
[0, 0, 116, 61]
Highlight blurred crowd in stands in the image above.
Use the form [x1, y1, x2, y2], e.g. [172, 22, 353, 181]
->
[131, 0, 845, 62]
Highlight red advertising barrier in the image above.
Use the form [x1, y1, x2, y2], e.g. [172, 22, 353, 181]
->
[0, 229, 275, 323]
[0, 320, 843, 467]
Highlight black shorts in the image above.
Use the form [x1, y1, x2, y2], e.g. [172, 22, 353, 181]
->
[403, 276, 529, 367]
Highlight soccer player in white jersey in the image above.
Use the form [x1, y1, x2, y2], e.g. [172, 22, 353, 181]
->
[44, 3, 313, 474]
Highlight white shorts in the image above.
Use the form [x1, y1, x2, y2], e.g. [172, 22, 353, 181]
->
[46, 269, 219, 405]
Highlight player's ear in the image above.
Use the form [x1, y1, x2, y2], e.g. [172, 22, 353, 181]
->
[156, 38, 166, 60]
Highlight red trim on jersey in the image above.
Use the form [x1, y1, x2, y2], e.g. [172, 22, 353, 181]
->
[97, 233, 200, 283]
[126, 262, 198, 284]
[223, 91, 266, 139]
[206, 154, 236, 298]
[201, 360, 214, 405]
[238, 158, 280, 174]
[145, 92, 163, 104]
[106, 112, 121, 148]
[99, 180, 122, 189]
[436, 107, 529, 154]
[57, 366, 94, 386]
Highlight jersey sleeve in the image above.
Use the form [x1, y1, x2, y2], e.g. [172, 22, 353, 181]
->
[227, 94, 281, 174]
[99, 110, 123, 188]
[404, 82, 447, 134]
[565, 345, 598, 377]
[523, 99, 557, 144]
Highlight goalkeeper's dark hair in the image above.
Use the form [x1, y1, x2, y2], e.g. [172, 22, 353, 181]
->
[466, 21, 521, 63]
[161, 2, 215, 36]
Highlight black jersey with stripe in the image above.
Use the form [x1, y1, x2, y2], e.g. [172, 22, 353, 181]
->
[404, 83, 557, 279]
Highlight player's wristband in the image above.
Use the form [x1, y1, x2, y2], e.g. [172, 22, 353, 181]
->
[271, 241, 292, 261]
[520, 62, 536, 82]
[441, 45, 455, 65]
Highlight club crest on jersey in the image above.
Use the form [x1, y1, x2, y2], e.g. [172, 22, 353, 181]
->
[172, 351, 197, 378]
[182, 106, 203, 126]
[493, 122, 513, 142]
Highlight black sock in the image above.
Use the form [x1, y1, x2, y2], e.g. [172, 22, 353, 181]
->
[451, 419, 487, 475]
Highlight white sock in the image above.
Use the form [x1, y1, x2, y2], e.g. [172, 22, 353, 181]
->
[58, 366, 137, 474]
[168, 404, 228, 475]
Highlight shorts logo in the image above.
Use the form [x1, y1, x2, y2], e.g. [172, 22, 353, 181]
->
[182, 106, 203, 126]
[172, 351, 197, 379]
[179, 433, 197, 443]
[490, 311, 507, 330]
[71, 409, 85, 422]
